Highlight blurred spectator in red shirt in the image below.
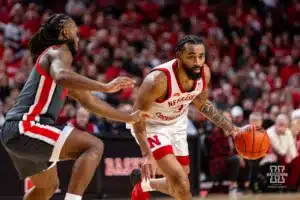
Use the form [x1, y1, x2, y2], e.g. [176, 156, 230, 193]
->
[79, 13, 93, 39]
[2, 47, 21, 86]
[68, 107, 99, 135]
[65, 0, 87, 20]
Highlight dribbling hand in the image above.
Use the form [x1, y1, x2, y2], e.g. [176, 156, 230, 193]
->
[104, 76, 136, 93]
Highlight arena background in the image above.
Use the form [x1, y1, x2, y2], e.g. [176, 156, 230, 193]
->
[0, 0, 300, 199]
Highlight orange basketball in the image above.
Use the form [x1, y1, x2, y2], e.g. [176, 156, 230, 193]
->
[234, 124, 270, 160]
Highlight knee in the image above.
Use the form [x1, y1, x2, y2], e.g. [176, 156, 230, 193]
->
[169, 173, 190, 196]
[88, 139, 104, 162]
[93, 139, 104, 153]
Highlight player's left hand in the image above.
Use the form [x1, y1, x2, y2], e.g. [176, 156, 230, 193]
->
[141, 154, 157, 181]
[105, 76, 136, 93]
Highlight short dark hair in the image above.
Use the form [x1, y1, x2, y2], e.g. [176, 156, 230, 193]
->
[175, 35, 205, 52]
[28, 13, 73, 60]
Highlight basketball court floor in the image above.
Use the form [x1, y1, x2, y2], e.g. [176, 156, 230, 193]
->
[4, 193, 300, 200]
[157, 193, 300, 200]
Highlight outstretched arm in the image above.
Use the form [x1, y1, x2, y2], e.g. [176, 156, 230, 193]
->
[68, 90, 141, 124]
[49, 47, 134, 93]
[192, 66, 239, 136]
[199, 99, 237, 135]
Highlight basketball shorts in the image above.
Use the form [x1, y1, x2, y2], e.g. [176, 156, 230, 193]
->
[131, 124, 190, 166]
[0, 120, 73, 179]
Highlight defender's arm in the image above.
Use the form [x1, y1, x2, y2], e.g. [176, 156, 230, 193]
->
[68, 90, 139, 124]
[49, 48, 133, 93]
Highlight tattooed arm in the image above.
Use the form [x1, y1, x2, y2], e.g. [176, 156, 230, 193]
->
[199, 99, 239, 135]
[192, 65, 239, 136]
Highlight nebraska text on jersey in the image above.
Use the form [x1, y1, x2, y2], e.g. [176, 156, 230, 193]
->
[168, 94, 197, 107]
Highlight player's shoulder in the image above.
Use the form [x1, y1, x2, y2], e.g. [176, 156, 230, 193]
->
[145, 59, 176, 83]
[145, 69, 167, 87]
[47, 44, 72, 61]
[154, 59, 176, 69]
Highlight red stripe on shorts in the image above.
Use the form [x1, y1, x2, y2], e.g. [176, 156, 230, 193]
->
[152, 145, 174, 160]
[176, 156, 190, 166]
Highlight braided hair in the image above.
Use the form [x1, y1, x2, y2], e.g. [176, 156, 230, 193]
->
[175, 35, 205, 53]
[28, 13, 73, 61]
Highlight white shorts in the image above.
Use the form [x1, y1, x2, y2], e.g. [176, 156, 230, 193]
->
[130, 123, 190, 166]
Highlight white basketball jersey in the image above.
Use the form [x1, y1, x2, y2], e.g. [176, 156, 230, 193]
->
[146, 59, 206, 127]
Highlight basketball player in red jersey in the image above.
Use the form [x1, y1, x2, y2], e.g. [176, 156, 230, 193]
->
[0, 14, 147, 200]
[128, 35, 240, 200]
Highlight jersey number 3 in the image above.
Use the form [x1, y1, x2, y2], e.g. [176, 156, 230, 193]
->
[174, 105, 184, 113]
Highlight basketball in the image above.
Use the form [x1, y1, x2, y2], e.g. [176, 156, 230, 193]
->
[234, 125, 270, 160]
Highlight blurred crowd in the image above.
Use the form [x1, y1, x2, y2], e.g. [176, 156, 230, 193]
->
[0, 0, 300, 195]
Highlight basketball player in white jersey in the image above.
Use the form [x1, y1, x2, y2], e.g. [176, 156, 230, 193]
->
[128, 35, 240, 200]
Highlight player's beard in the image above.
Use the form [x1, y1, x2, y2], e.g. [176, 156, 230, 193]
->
[182, 63, 203, 80]
[66, 39, 77, 56]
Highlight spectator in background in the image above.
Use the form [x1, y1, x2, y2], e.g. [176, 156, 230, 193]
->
[103, 103, 133, 136]
[231, 106, 245, 127]
[248, 112, 264, 193]
[57, 102, 77, 124]
[207, 111, 241, 196]
[79, 13, 94, 39]
[0, 74, 10, 102]
[0, 4, 24, 52]
[68, 107, 99, 135]
[2, 47, 21, 86]
[291, 109, 300, 150]
[291, 119, 300, 150]
[267, 114, 300, 191]
[65, 0, 87, 21]
[267, 114, 295, 164]
[291, 109, 300, 121]
[249, 112, 263, 127]
[262, 105, 279, 129]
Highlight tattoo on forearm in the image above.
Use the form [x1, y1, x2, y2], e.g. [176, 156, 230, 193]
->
[200, 100, 234, 133]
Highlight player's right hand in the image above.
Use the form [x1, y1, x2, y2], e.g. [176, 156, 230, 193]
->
[141, 154, 157, 181]
[104, 76, 136, 93]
